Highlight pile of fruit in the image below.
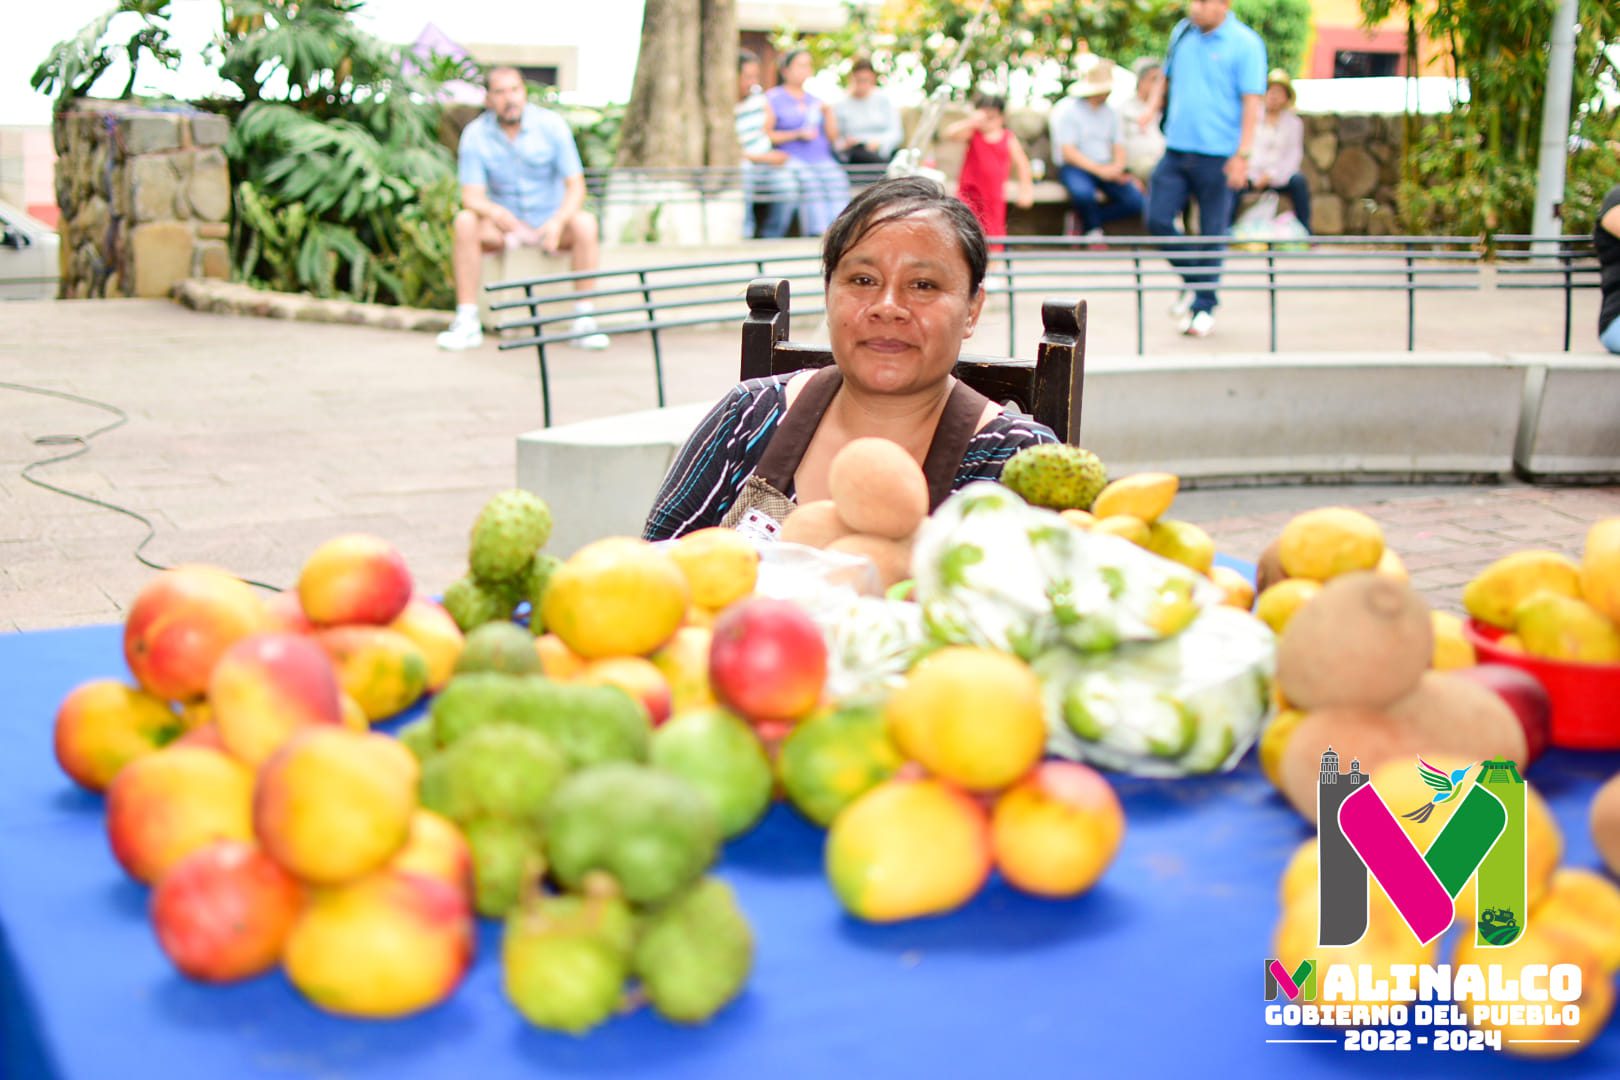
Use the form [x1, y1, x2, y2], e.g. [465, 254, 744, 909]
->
[1461, 520, 1620, 663]
[56, 537, 478, 1016]
[1223, 504, 1620, 1058]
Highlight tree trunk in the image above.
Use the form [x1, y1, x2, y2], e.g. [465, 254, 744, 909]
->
[699, 0, 741, 167]
[617, 0, 738, 167]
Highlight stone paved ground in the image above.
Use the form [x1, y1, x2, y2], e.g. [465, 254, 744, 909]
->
[1, 271, 1615, 632]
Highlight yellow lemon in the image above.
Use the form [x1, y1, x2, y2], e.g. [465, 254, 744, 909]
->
[1258, 707, 1305, 788]
[1580, 517, 1620, 624]
[1429, 610, 1477, 669]
[1059, 508, 1096, 530]
[1091, 513, 1150, 546]
[1253, 578, 1322, 635]
[1376, 547, 1408, 580]
[1090, 472, 1179, 523]
[669, 527, 760, 610]
[825, 777, 991, 922]
[1277, 507, 1385, 581]
[541, 538, 689, 659]
[885, 647, 1045, 792]
[1145, 518, 1215, 575]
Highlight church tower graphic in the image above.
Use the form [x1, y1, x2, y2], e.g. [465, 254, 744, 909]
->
[1317, 747, 1370, 946]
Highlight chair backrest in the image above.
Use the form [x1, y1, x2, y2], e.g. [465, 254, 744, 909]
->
[739, 278, 1086, 444]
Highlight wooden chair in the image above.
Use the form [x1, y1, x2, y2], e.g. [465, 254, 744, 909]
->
[739, 278, 1086, 445]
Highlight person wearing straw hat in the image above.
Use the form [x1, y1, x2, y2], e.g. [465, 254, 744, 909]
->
[1145, 0, 1267, 338]
[1245, 68, 1311, 233]
[1052, 60, 1144, 241]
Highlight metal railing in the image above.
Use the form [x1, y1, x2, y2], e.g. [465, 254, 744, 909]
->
[989, 235, 1480, 354]
[1492, 234, 1601, 351]
[488, 234, 1484, 424]
[579, 163, 891, 207]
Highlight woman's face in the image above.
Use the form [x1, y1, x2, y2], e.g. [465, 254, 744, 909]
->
[825, 211, 985, 399]
[1266, 83, 1290, 112]
[739, 61, 761, 100]
[783, 52, 813, 87]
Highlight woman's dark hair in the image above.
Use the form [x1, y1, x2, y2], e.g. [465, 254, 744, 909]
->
[777, 49, 809, 80]
[821, 176, 988, 296]
[973, 93, 1006, 113]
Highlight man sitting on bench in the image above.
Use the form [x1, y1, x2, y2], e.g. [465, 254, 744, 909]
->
[437, 67, 609, 352]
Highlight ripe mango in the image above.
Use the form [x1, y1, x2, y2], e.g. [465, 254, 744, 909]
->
[1277, 507, 1384, 581]
[1090, 472, 1178, 523]
[1580, 517, 1620, 624]
[315, 626, 430, 721]
[1461, 550, 1581, 630]
[1513, 592, 1620, 663]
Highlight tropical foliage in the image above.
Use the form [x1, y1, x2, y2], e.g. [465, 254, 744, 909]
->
[1360, 0, 1620, 236]
[31, 0, 180, 106]
[850, 0, 1308, 100]
[34, 0, 465, 309]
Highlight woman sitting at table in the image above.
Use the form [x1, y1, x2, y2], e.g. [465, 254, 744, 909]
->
[644, 177, 1059, 541]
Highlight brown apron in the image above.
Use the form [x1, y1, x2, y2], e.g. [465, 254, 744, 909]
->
[720, 366, 994, 532]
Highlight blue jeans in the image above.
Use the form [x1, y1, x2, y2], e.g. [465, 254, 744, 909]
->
[1058, 166, 1145, 233]
[1602, 313, 1620, 355]
[744, 161, 796, 239]
[1147, 150, 1237, 315]
[1255, 172, 1312, 232]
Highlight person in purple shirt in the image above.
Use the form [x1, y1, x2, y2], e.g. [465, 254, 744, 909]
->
[437, 67, 608, 352]
[763, 50, 851, 237]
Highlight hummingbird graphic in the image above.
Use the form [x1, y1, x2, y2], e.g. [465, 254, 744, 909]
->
[1401, 757, 1473, 824]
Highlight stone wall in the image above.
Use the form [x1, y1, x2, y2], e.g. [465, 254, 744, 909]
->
[922, 107, 1405, 236]
[53, 100, 232, 299]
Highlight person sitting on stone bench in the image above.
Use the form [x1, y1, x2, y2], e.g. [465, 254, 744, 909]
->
[1053, 61, 1144, 242]
[1243, 69, 1311, 233]
[437, 66, 609, 352]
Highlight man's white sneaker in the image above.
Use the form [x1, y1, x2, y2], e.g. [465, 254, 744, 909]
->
[1168, 290, 1194, 318]
[571, 315, 611, 350]
[436, 319, 483, 351]
[1179, 310, 1215, 338]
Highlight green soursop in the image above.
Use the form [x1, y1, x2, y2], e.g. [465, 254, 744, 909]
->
[464, 816, 546, 918]
[525, 553, 563, 635]
[648, 708, 773, 838]
[455, 620, 544, 676]
[503, 884, 634, 1034]
[544, 763, 720, 905]
[513, 681, 650, 770]
[396, 717, 438, 762]
[418, 724, 568, 826]
[469, 490, 553, 583]
[429, 672, 551, 745]
[998, 444, 1108, 511]
[633, 877, 754, 1024]
[441, 576, 514, 632]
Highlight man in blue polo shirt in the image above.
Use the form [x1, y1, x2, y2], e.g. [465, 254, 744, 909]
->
[1147, 0, 1266, 338]
[438, 67, 609, 351]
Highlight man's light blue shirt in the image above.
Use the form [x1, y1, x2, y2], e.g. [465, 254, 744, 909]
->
[1163, 15, 1267, 157]
[457, 104, 583, 227]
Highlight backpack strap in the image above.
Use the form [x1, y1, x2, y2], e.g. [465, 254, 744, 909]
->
[752, 365, 843, 495]
[920, 378, 995, 511]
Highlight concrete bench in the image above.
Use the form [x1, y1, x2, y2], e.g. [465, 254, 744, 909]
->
[514, 401, 710, 557]
[476, 248, 570, 331]
[1065, 351, 1528, 482]
[1510, 353, 1620, 481]
[513, 352, 1541, 553]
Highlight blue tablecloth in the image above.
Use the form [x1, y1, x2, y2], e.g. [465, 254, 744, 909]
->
[2, 622, 1618, 1078]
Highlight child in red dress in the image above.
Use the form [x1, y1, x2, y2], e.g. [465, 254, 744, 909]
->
[944, 95, 1035, 247]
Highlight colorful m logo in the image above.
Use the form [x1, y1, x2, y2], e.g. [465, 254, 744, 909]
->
[1264, 959, 1316, 1001]
[1317, 755, 1526, 948]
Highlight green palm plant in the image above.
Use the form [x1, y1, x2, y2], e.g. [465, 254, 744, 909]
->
[217, 1, 458, 307]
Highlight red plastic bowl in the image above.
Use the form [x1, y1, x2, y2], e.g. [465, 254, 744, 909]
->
[1463, 619, 1620, 750]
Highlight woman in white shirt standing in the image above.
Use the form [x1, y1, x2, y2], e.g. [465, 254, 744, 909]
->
[1245, 69, 1311, 233]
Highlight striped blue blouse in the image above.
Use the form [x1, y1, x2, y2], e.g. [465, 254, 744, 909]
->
[643, 375, 1059, 540]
